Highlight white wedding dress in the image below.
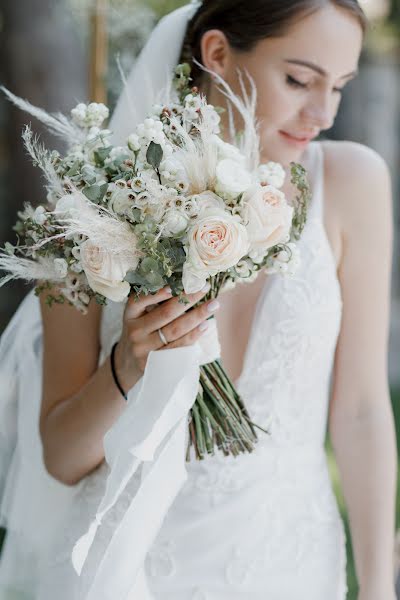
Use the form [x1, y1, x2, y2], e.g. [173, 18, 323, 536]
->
[0, 140, 347, 599]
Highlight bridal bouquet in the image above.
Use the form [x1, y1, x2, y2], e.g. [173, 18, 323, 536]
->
[0, 63, 310, 460]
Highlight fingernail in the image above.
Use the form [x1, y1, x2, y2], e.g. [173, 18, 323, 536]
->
[199, 321, 209, 332]
[165, 286, 172, 294]
[207, 300, 220, 313]
[201, 282, 211, 292]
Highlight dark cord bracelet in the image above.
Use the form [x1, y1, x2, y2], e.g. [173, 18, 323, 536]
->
[110, 342, 128, 401]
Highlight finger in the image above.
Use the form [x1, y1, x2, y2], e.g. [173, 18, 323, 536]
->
[150, 298, 220, 348]
[166, 320, 211, 350]
[140, 285, 211, 337]
[124, 286, 173, 320]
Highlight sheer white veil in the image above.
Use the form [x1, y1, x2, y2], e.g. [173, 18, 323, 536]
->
[109, 0, 202, 145]
[0, 2, 203, 598]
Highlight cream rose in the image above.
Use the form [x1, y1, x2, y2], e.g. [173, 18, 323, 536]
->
[80, 240, 136, 302]
[242, 184, 293, 254]
[183, 209, 250, 294]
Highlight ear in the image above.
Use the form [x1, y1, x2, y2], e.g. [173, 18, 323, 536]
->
[200, 29, 232, 80]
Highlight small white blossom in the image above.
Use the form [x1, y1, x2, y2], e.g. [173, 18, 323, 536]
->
[127, 133, 141, 152]
[257, 162, 286, 189]
[162, 209, 189, 236]
[54, 258, 68, 278]
[33, 206, 47, 225]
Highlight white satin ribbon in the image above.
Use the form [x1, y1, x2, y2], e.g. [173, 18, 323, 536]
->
[72, 317, 221, 600]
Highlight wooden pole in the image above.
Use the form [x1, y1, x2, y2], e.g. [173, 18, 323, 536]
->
[89, 0, 108, 103]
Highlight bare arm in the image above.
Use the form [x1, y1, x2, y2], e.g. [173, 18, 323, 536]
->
[39, 284, 215, 486]
[326, 143, 397, 596]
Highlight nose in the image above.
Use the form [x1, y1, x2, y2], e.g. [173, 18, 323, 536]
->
[301, 89, 336, 132]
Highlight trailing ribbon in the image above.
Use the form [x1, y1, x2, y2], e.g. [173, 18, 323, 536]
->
[72, 318, 221, 600]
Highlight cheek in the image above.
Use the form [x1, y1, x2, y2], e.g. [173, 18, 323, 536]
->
[256, 76, 300, 130]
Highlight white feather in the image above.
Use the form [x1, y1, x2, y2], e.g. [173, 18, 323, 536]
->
[1, 86, 84, 147]
[192, 59, 261, 171]
[0, 254, 64, 286]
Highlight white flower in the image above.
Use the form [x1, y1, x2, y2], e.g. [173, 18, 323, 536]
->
[266, 242, 301, 276]
[109, 188, 135, 215]
[127, 133, 141, 152]
[71, 102, 109, 128]
[162, 209, 189, 236]
[33, 206, 47, 225]
[55, 193, 87, 216]
[201, 104, 221, 134]
[242, 184, 293, 253]
[54, 258, 68, 278]
[257, 162, 286, 189]
[108, 146, 129, 161]
[78, 291, 90, 305]
[71, 103, 87, 127]
[235, 259, 253, 278]
[86, 102, 109, 128]
[80, 239, 135, 302]
[160, 158, 180, 181]
[215, 159, 253, 200]
[189, 191, 226, 216]
[211, 135, 246, 166]
[182, 209, 250, 294]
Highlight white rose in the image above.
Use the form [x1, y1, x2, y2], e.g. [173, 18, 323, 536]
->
[80, 239, 134, 302]
[183, 210, 250, 294]
[215, 159, 252, 200]
[211, 135, 246, 166]
[257, 162, 286, 189]
[162, 209, 189, 236]
[242, 184, 293, 253]
[189, 191, 226, 216]
[54, 258, 68, 278]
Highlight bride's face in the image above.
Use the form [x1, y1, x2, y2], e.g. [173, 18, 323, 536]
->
[200, 3, 363, 166]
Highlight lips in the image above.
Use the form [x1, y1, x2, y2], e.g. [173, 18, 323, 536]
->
[279, 131, 318, 145]
[279, 130, 318, 143]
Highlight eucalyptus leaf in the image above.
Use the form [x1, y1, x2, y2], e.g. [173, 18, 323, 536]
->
[146, 142, 163, 170]
[83, 183, 108, 203]
[94, 146, 112, 165]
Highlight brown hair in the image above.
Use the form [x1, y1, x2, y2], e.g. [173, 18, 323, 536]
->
[180, 0, 368, 87]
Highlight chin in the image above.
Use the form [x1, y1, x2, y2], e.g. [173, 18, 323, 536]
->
[260, 133, 311, 166]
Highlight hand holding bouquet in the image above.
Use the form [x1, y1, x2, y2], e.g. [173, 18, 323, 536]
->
[0, 63, 310, 460]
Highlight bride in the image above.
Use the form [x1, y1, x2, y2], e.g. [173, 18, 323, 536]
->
[0, 0, 397, 599]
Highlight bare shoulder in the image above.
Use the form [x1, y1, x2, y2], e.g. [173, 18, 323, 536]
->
[321, 139, 392, 231]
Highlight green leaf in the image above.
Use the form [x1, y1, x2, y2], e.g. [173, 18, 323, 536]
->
[83, 183, 108, 203]
[146, 142, 163, 170]
[124, 270, 148, 286]
[66, 161, 81, 177]
[4, 242, 15, 255]
[94, 146, 112, 165]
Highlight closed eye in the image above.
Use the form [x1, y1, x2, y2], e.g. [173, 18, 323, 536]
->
[286, 74, 343, 95]
[286, 74, 308, 89]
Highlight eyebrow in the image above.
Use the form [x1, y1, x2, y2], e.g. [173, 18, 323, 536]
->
[284, 59, 358, 80]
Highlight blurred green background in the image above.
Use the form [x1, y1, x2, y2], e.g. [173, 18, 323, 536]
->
[0, 1, 399, 598]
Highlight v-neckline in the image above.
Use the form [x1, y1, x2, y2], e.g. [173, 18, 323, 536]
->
[232, 142, 319, 389]
[232, 272, 277, 389]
